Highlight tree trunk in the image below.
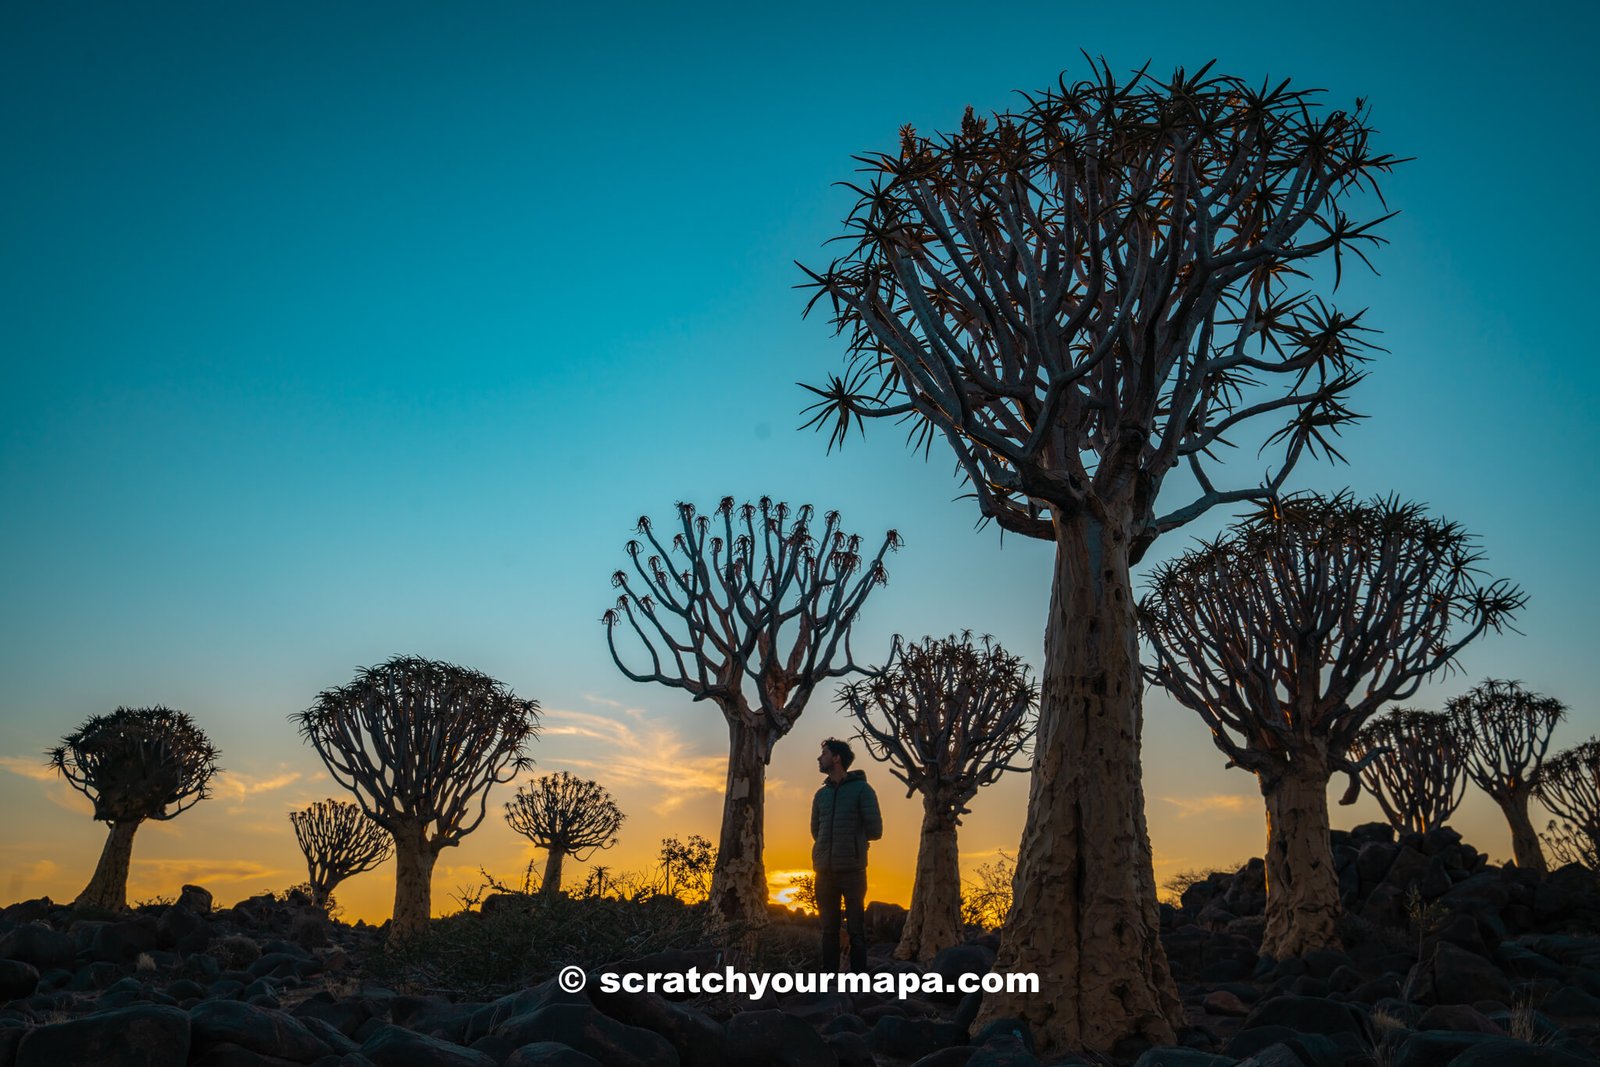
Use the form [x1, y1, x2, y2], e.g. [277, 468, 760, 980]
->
[1499, 790, 1547, 874]
[1260, 746, 1341, 958]
[710, 715, 772, 935]
[896, 790, 963, 962]
[390, 823, 438, 939]
[74, 820, 140, 910]
[542, 847, 566, 896]
[976, 514, 1180, 1055]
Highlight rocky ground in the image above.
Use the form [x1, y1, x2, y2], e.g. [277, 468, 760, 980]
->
[3, 824, 1600, 1066]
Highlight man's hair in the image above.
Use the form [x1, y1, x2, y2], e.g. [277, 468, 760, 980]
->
[822, 738, 855, 769]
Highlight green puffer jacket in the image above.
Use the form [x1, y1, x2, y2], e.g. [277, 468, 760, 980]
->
[811, 770, 883, 873]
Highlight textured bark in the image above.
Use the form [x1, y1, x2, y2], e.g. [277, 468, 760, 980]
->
[1499, 791, 1547, 874]
[896, 792, 963, 962]
[542, 848, 566, 896]
[1260, 747, 1340, 958]
[74, 821, 140, 911]
[710, 716, 771, 933]
[976, 516, 1180, 1054]
[390, 823, 439, 938]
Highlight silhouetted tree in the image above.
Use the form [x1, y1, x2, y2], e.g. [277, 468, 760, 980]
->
[504, 772, 624, 896]
[1348, 709, 1466, 834]
[1448, 680, 1564, 873]
[656, 834, 716, 903]
[289, 798, 394, 908]
[293, 655, 539, 937]
[843, 632, 1037, 961]
[604, 497, 897, 933]
[50, 706, 220, 911]
[1542, 820, 1596, 870]
[801, 60, 1401, 1053]
[1140, 493, 1522, 958]
[1533, 738, 1600, 870]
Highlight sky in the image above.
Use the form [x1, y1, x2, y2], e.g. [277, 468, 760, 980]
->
[2, 0, 1597, 923]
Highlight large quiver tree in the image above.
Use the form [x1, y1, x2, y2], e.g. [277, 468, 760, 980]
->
[1139, 493, 1522, 958]
[1533, 738, 1600, 871]
[50, 706, 220, 911]
[803, 60, 1401, 1053]
[1448, 679, 1564, 873]
[289, 798, 394, 908]
[1348, 709, 1467, 834]
[504, 772, 625, 896]
[604, 497, 897, 933]
[842, 632, 1036, 961]
[293, 655, 539, 937]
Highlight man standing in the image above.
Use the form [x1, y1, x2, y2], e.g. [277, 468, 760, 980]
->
[812, 737, 882, 972]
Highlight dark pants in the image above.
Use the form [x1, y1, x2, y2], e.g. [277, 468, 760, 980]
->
[816, 867, 868, 972]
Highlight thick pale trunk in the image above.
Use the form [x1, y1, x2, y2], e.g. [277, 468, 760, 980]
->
[976, 515, 1180, 1055]
[710, 717, 771, 933]
[75, 821, 140, 910]
[1260, 747, 1341, 958]
[895, 792, 963, 962]
[1499, 790, 1547, 874]
[542, 848, 566, 896]
[390, 823, 439, 938]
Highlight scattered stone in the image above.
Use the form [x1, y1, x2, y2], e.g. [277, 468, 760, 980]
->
[360, 1024, 497, 1067]
[504, 1041, 604, 1067]
[15, 1003, 191, 1067]
[0, 959, 40, 1001]
[492, 1003, 677, 1067]
[725, 1008, 833, 1067]
[190, 999, 331, 1062]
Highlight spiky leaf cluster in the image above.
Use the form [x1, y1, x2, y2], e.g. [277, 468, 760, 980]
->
[49, 706, 220, 823]
[842, 632, 1037, 817]
[1348, 708, 1465, 833]
[1139, 493, 1523, 785]
[505, 772, 625, 859]
[1534, 738, 1600, 864]
[803, 61, 1403, 556]
[292, 655, 539, 846]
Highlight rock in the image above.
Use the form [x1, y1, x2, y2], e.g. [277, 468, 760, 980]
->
[911, 1049, 976, 1067]
[1404, 941, 1512, 1006]
[1415, 1004, 1502, 1034]
[927, 943, 994, 1003]
[865, 902, 907, 946]
[1239, 994, 1372, 1040]
[964, 1034, 1041, 1067]
[493, 1003, 677, 1067]
[870, 1014, 942, 1060]
[725, 1009, 834, 1067]
[360, 1024, 497, 1067]
[15, 1003, 191, 1067]
[190, 1000, 331, 1062]
[1200, 990, 1249, 1016]
[1539, 985, 1600, 1019]
[462, 979, 587, 1045]
[88, 919, 161, 963]
[0, 924, 76, 971]
[389, 994, 479, 1043]
[586, 987, 724, 1067]
[504, 1042, 604, 1067]
[157, 904, 211, 954]
[179, 885, 214, 913]
[1451, 1039, 1595, 1065]
[1225, 1025, 1342, 1067]
[826, 1030, 876, 1067]
[1132, 1050, 1235, 1067]
[1356, 842, 1397, 887]
[0, 959, 40, 1001]
[1493, 941, 1565, 981]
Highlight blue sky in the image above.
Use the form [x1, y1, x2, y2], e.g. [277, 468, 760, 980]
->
[2, 0, 1595, 917]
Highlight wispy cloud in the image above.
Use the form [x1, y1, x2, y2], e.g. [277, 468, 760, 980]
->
[0, 755, 58, 782]
[214, 768, 303, 803]
[131, 857, 283, 887]
[538, 707, 724, 814]
[1161, 793, 1255, 818]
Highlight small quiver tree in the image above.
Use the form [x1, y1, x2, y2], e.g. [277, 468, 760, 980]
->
[504, 772, 624, 896]
[1533, 738, 1600, 871]
[1139, 493, 1523, 958]
[1448, 679, 1564, 874]
[803, 60, 1404, 1055]
[293, 655, 539, 938]
[289, 798, 394, 909]
[842, 632, 1037, 961]
[604, 497, 897, 934]
[1347, 709, 1466, 834]
[50, 706, 219, 911]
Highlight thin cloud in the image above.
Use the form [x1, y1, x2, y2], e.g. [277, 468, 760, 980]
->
[213, 769, 303, 803]
[1161, 794, 1255, 818]
[131, 857, 283, 886]
[0, 755, 58, 782]
[537, 707, 725, 814]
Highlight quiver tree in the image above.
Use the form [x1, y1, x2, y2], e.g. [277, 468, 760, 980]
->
[604, 497, 897, 933]
[802, 59, 1402, 1053]
[1348, 709, 1466, 834]
[1448, 679, 1564, 873]
[842, 632, 1037, 961]
[1139, 493, 1523, 959]
[504, 772, 624, 896]
[50, 706, 220, 911]
[289, 798, 394, 908]
[293, 655, 539, 937]
[1542, 820, 1597, 870]
[1533, 738, 1600, 871]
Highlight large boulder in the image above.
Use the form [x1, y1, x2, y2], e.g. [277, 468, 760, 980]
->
[725, 1009, 835, 1067]
[360, 1024, 497, 1067]
[16, 1003, 191, 1067]
[190, 999, 331, 1062]
[492, 1003, 677, 1067]
[1404, 941, 1512, 1006]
